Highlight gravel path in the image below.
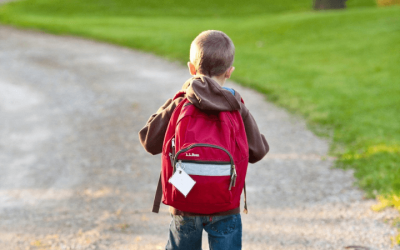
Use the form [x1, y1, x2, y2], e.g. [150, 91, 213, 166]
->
[0, 26, 398, 250]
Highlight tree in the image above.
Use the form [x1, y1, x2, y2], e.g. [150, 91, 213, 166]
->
[314, 0, 347, 10]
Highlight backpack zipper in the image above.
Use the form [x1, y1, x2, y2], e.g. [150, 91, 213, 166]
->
[169, 138, 176, 167]
[178, 160, 231, 165]
[173, 144, 237, 190]
[172, 138, 175, 155]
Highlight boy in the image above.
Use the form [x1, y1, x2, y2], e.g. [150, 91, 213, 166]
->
[139, 30, 269, 250]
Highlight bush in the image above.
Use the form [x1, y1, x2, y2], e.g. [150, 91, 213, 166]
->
[376, 0, 400, 6]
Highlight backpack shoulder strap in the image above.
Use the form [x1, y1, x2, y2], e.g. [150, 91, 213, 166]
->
[152, 172, 163, 213]
[243, 182, 248, 214]
[173, 90, 186, 100]
[152, 92, 187, 214]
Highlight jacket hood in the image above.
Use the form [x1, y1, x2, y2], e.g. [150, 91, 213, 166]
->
[181, 76, 242, 111]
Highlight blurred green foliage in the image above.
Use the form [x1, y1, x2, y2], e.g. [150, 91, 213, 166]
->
[0, 0, 399, 199]
[0, 0, 376, 17]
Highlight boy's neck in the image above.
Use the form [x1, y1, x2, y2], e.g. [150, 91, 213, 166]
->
[196, 74, 226, 87]
[211, 75, 226, 87]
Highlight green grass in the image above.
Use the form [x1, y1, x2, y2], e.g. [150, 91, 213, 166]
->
[0, 0, 399, 202]
[0, 0, 377, 17]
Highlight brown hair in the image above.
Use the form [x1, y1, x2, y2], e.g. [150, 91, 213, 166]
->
[190, 30, 235, 77]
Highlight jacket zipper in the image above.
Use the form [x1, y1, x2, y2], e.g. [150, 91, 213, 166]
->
[173, 143, 237, 190]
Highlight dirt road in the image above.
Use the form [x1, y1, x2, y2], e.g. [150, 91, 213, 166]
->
[0, 26, 398, 250]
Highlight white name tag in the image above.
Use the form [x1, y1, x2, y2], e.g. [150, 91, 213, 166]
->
[168, 166, 196, 197]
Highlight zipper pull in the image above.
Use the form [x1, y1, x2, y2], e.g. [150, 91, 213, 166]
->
[171, 138, 176, 156]
[233, 168, 237, 187]
[229, 169, 235, 190]
[229, 176, 234, 190]
[169, 153, 174, 167]
[229, 165, 237, 190]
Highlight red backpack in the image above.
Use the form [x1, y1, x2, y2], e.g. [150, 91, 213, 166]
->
[152, 91, 249, 214]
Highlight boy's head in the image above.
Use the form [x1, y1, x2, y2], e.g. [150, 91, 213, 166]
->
[188, 30, 235, 78]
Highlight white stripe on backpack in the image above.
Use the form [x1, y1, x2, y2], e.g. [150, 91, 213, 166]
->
[180, 162, 231, 176]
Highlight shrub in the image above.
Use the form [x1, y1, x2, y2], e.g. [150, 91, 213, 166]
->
[376, 0, 400, 6]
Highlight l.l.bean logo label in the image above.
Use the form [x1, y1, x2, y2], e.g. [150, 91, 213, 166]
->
[186, 153, 199, 157]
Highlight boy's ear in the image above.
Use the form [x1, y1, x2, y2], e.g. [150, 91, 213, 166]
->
[225, 66, 235, 79]
[187, 62, 197, 76]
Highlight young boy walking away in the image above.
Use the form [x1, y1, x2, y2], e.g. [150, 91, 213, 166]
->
[139, 30, 269, 250]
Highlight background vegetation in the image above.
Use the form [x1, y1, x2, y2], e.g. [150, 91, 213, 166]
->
[0, 0, 399, 242]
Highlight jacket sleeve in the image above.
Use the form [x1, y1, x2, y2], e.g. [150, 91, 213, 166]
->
[239, 102, 269, 163]
[138, 97, 184, 155]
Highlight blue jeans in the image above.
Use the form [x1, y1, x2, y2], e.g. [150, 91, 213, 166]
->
[166, 214, 242, 250]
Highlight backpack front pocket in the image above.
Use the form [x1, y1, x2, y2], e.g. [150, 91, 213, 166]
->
[171, 143, 237, 206]
[172, 161, 233, 205]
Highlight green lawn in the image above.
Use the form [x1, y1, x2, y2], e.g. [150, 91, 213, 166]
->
[0, 0, 377, 17]
[1, 0, 399, 215]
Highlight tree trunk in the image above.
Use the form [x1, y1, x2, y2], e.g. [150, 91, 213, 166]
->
[314, 0, 347, 10]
